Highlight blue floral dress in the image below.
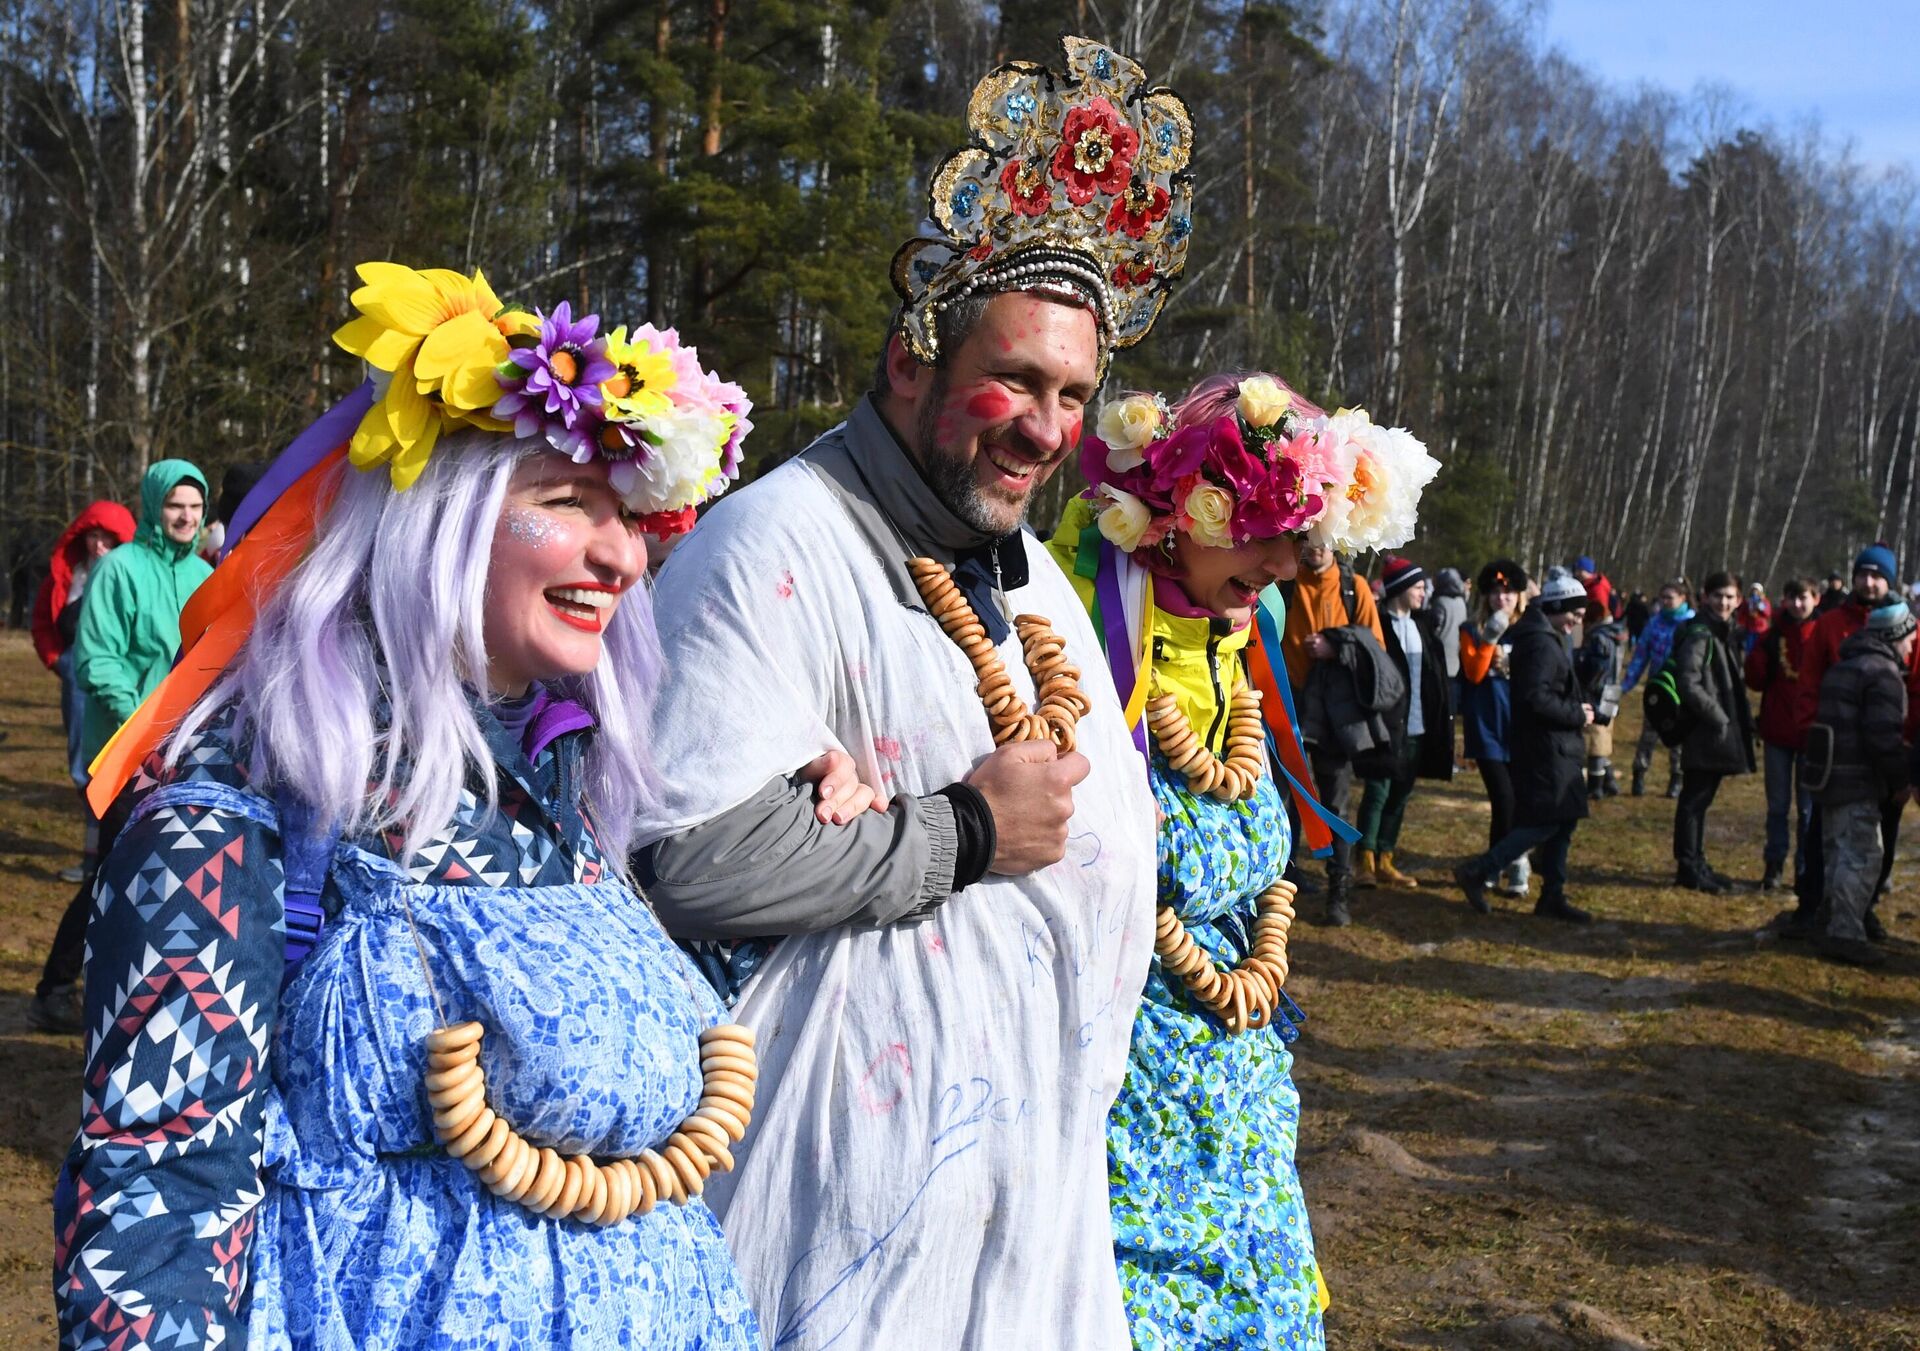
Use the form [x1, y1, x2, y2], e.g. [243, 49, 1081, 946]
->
[53, 702, 758, 1349]
[1106, 754, 1326, 1349]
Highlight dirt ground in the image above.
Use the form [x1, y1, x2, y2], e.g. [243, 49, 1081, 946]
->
[0, 629, 1915, 1348]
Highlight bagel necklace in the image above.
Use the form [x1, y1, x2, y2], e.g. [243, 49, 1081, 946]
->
[907, 557, 1092, 748]
[1144, 674, 1295, 1034]
[404, 898, 757, 1224]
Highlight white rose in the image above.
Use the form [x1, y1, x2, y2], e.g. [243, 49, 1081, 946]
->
[1183, 482, 1236, 550]
[1095, 394, 1163, 469]
[1236, 375, 1292, 428]
[1095, 485, 1154, 552]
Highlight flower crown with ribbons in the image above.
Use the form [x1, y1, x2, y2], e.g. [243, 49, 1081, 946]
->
[1080, 376, 1441, 556]
[890, 36, 1194, 376]
[335, 262, 751, 536]
[83, 262, 752, 816]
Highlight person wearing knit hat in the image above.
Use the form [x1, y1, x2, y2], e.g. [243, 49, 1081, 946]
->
[1454, 569, 1596, 922]
[1787, 543, 1919, 940]
[1670, 572, 1757, 893]
[1354, 557, 1452, 889]
[1571, 554, 1613, 616]
[1807, 598, 1917, 966]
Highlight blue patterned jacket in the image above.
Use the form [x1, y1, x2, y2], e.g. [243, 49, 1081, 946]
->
[52, 698, 612, 1349]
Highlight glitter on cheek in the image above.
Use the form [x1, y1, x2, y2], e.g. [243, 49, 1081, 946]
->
[502, 506, 568, 551]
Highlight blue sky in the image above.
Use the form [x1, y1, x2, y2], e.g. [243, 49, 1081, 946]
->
[1538, 0, 1920, 174]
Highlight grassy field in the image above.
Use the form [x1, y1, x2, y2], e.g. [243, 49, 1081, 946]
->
[0, 630, 1915, 1347]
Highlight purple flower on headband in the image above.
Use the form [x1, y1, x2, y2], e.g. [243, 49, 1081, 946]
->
[493, 301, 616, 458]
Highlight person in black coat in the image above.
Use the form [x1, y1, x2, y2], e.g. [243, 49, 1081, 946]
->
[1354, 557, 1454, 887]
[1454, 571, 1595, 923]
[1672, 570, 1758, 892]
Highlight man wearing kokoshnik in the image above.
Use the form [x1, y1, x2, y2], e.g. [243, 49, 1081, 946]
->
[632, 38, 1189, 1348]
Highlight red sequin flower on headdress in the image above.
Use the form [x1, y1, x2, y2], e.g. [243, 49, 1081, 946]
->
[1052, 99, 1139, 204]
[1106, 181, 1171, 239]
[999, 159, 1053, 217]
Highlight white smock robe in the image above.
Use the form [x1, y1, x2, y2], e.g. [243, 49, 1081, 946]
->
[637, 399, 1156, 1350]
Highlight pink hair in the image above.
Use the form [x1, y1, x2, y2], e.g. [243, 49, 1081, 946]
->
[1170, 370, 1324, 430]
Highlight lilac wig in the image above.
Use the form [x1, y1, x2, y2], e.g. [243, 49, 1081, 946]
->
[167, 430, 662, 864]
[1170, 370, 1324, 431]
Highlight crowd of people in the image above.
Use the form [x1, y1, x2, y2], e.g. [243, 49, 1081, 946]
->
[1265, 545, 1914, 971]
[15, 35, 1896, 1351]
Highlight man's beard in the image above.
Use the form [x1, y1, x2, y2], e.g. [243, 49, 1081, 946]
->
[911, 370, 1033, 538]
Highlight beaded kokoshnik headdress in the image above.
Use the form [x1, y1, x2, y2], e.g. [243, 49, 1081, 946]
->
[891, 36, 1194, 377]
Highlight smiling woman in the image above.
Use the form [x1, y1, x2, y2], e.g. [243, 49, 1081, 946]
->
[1047, 367, 1440, 1350]
[486, 460, 646, 693]
[52, 263, 762, 1350]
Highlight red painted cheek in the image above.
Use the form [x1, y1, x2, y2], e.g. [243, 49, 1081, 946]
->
[965, 389, 1014, 422]
[1064, 415, 1082, 446]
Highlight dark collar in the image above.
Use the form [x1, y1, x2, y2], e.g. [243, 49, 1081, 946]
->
[800, 394, 1027, 610]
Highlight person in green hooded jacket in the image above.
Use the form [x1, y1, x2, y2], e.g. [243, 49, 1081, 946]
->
[30, 458, 212, 1033]
[72, 459, 214, 766]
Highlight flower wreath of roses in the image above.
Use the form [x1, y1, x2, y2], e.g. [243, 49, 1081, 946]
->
[1080, 375, 1439, 556]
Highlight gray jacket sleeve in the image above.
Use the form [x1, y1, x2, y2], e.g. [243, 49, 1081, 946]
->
[640, 774, 958, 940]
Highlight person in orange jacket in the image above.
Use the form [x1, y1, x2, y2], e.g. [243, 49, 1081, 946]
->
[1280, 543, 1383, 921]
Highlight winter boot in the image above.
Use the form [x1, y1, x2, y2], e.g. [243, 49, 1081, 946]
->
[27, 983, 84, 1035]
[1534, 894, 1594, 924]
[1666, 776, 1682, 799]
[1631, 765, 1647, 797]
[1352, 849, 1379, 889]
[1452, 862, 1492, 915]
[1322, 874, 1353, 927]
[1587, 758, 1605, 799]
[1377, 852, 1420, 887]
[1760, 862, 1784, 892]
[1600, 760, 1621, 798]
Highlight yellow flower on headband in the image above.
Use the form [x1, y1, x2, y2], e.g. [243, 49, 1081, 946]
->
[333, 263, 537, 489]
[600, 325, 679, 421]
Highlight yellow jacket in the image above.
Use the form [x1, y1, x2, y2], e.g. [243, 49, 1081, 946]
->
[1046, 499, 1249, 756]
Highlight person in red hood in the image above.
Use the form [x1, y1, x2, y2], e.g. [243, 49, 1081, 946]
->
[1745, 578, 1819, 894]
[31, 501, 135, 671]
[26, 501, 135, 1026]
[1788, 544, 1919, 941]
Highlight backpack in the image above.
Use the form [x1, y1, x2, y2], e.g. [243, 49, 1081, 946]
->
[1642, 621, 1709, 748]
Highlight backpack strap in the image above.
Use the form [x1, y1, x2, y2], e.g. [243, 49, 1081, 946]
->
[1338, 561, 1359, 627]
[275, 792, 342, 982]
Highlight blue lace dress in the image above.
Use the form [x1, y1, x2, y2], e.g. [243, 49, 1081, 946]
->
[53, 703, 758, 1349]
[1107, 756, 1326, 1349]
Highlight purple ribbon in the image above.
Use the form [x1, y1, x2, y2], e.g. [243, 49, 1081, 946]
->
[1094, 540, 1149, 756]
[223, 381, 375, 557]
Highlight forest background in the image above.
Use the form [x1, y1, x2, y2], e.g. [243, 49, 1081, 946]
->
[3, 0, 1918, 615]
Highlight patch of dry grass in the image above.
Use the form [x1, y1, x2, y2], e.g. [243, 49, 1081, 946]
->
[0, 633, 1915, 1347]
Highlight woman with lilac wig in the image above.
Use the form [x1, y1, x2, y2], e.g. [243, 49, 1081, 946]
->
[1050, 370, 1437, 1348]
[52, 263, 759, 1349]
